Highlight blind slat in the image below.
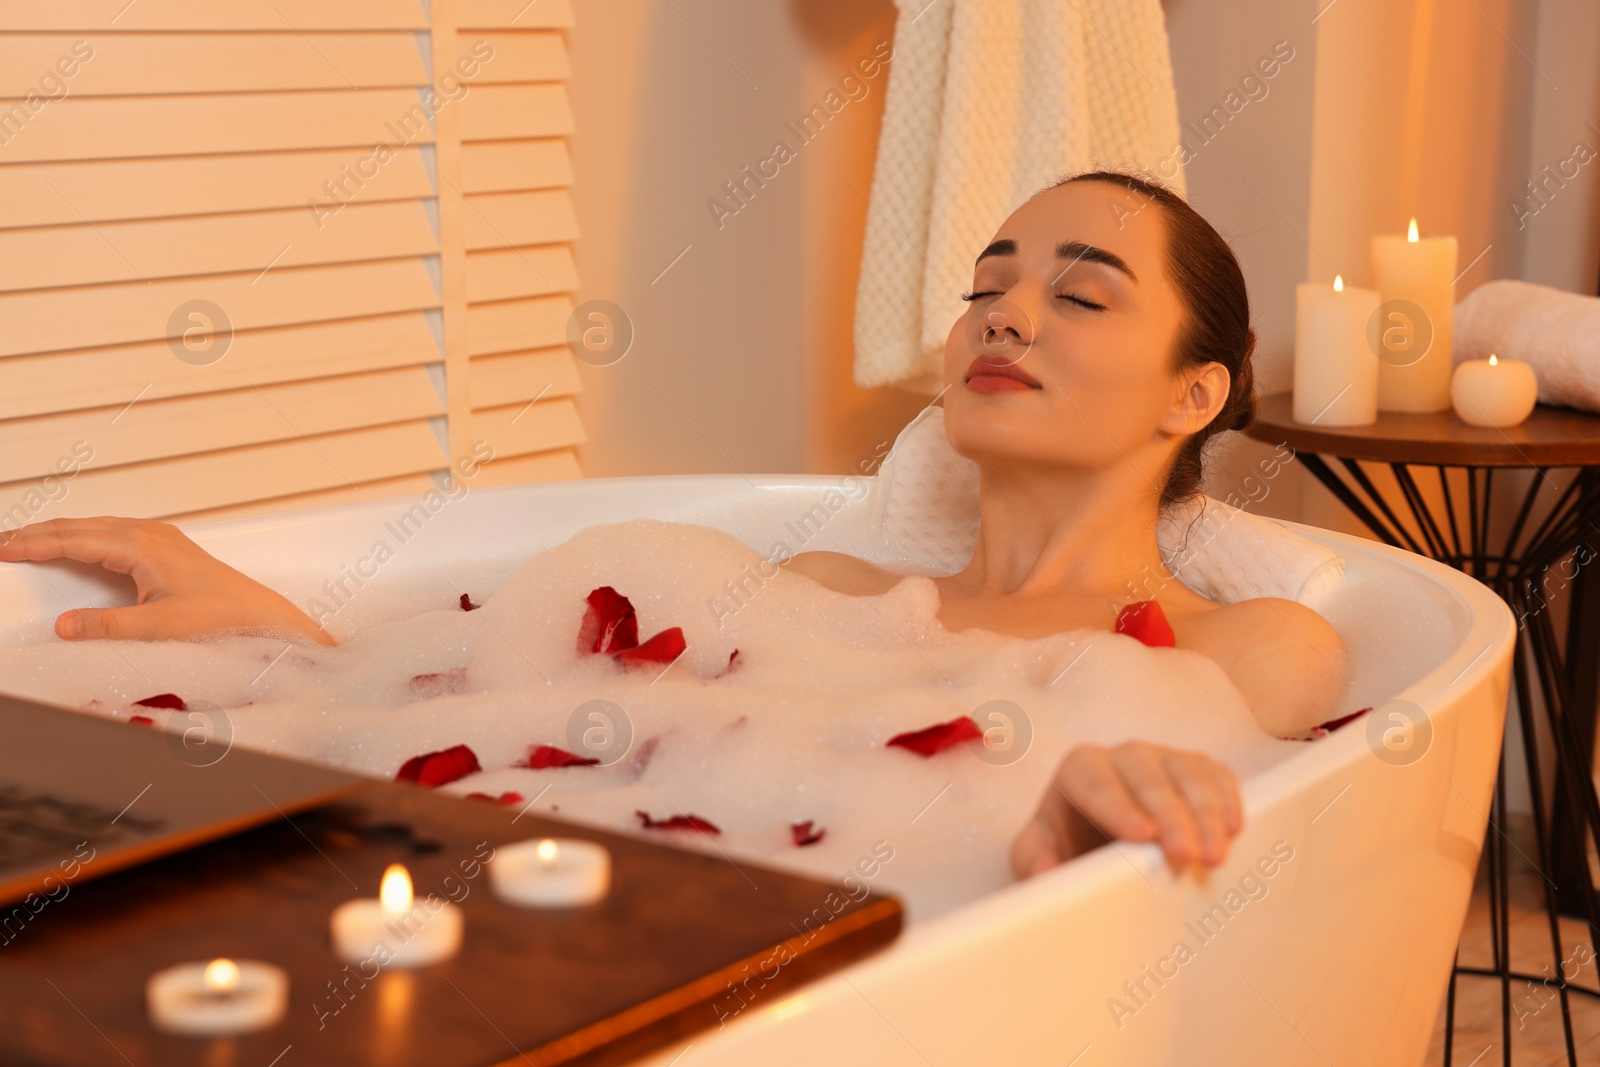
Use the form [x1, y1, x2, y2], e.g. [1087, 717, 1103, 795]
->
[0, 1, 430, 31]
[467, 294, 569, 357]
[468, 346, 582, 407]
[457, 84, 572, 141]
[469, 396, 585, 459]
[464, 188, 579, 250]
[0, 200, 440, 293]
[467, 447, 581, 488]
[465, 245, 577, 302]
[0, 259, 440, 357]
[0, 313, 441, 420]
[458, 0, 574, 30]
[473, 31, 568, 83]
[460, 139, 571, 193]
[0, 420, 447, 521]
[0, 89, 441, 164]
[0, 148, 435, 228]
[170, 471, 443, 526]
[0, 34, 428, 96]
[0, 366, 444, 482]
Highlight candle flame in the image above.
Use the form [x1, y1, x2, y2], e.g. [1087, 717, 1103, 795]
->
[536, 838, 559, 868]
[1407, 218, 1419, 242]
[1489, 353, 1499, 366]
[379, 864, 413, 916]
[1333, 275, 1344, 292]
[204, 958, 241, 992]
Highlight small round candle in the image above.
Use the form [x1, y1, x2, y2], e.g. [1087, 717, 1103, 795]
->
[330, 864, 463, 968]
[1451, 352, 1538, 427]
[490, 837, 610, 908]
[146, 958, 288, 1036]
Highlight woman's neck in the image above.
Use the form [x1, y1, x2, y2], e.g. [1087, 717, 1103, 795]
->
[946, 460, 1175, 603]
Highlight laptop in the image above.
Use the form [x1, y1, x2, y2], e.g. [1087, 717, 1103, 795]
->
[0, 691, 365, 908]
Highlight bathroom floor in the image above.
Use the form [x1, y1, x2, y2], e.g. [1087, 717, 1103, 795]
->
[1425, 815, 1600, 1066]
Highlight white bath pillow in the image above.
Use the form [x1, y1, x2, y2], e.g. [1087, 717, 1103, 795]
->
[866, 406, 1345, 611]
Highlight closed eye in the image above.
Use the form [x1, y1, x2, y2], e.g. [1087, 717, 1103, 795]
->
[959, 290, 999, 302]
[1059, 293, 1106, 311]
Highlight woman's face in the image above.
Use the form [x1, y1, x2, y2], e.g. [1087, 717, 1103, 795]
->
[941, 179, 1218, 485]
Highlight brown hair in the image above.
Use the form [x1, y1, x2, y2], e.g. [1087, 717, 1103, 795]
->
[1047, 170, 1257, 512]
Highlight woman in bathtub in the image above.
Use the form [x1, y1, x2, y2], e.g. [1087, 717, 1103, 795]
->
[0, 171, 1348, 881]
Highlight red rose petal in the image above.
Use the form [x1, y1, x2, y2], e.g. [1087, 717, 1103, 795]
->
[459, 593, 481, 612]
[578, 586, 639, 655]
[635, 809, 721, 835]
[134, 693, 187, 711]
[713, 649, 741, 678]
[129, 715, 156, 727]
[396, 744, 482, 788]
[1114, 600, 1175, 648]
[518, 744, 599, 769]
[409, 668, 468, 699]
[791, 820, 826, 847]
[886, 715, 983, 757]
[1316, 706, 1372, 733]
[615, 626, 686, 667]
[465, 791, 524, 806]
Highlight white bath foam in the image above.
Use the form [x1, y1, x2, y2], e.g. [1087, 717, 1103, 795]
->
[0, 518, 1300, 920]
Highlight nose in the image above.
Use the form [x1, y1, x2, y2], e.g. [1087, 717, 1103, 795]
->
[974, 298, 1036, 365]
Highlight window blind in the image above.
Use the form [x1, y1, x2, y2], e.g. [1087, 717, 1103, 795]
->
[0, 0, 584, 528]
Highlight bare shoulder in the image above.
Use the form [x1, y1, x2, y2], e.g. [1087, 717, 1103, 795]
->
[1176, 597, 1352, 737]
[780, 550, 903, 596]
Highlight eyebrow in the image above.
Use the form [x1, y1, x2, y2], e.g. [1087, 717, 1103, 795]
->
[973, 238, 1138, 282]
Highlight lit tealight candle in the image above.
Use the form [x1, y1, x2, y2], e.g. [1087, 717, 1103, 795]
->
[490, 837, 611, 908]
[146, 957, 289, 1036]
[1451, 352, 1538, 428]
[330, 863, 463, 967]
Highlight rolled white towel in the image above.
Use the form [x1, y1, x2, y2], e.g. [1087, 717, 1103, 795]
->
[1454, 279, 1600, 411]
[868, 406, 1344, 610]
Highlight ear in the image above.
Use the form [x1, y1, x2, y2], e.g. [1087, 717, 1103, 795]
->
[1159, 361, 1230, 435]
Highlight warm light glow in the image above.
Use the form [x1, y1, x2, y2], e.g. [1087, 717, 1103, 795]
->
[1489, 353, 1499, 366]
[1407, 218, 1420, 242]
[203, 958, 240, 992]
[536, 838, 559, 868]
[380, 864, 413, 916]
[1333, 275, 1344, 292]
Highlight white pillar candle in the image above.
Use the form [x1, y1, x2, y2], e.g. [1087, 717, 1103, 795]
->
[146, 958, 288, 1036]
[1293, 275, 1381, 426]
[490, 837, 611, 908]
[1371, 218, 1458, 413]
[1451, 353, 1538, 427]
[330, 864, 463, 968]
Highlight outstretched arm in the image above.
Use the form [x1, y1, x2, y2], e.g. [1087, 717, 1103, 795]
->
[0, 518, 336, 647]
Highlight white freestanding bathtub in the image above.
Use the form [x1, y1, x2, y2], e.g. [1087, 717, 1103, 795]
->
[0, 474, 1513, 1066]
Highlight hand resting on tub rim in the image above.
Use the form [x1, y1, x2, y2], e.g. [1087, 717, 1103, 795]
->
[0, 171, 1350, 880]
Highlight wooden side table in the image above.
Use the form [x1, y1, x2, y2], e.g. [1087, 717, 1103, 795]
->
[1247, 392, 1600, 1067]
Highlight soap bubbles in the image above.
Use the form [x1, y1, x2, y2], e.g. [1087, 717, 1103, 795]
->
[565, 698, 633, 765]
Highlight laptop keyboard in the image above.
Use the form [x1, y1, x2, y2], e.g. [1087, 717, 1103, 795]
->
[0, 783, 164, 873]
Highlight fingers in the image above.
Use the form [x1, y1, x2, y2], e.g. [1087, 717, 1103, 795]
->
[0, 518, 150, 575]
[1013, 742, 1247, 880]
[1164, 752, 1238, 866]
[1056, 745, 1160, 843]
[57, 600, 185, 643]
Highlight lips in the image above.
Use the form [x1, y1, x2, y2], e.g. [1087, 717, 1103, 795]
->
[965, 356, 1041, 388]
